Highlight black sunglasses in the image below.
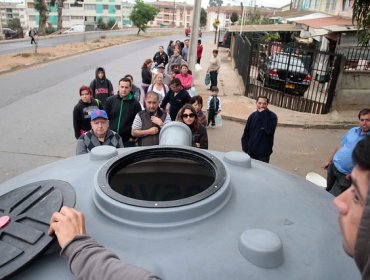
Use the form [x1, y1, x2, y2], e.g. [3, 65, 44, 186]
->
[182, 113, 195, 118]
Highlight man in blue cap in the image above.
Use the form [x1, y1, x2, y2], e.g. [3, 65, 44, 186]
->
[76, 109, 123, 155]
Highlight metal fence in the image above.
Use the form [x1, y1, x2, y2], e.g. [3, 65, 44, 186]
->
[232, 33, 343, 114]
[337, 46, 370, 71]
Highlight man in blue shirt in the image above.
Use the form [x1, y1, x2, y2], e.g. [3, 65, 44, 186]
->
[324, 108, 370, 196]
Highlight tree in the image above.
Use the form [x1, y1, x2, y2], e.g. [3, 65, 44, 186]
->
[50, 0, 66, 32]
[352, 0, 370, 46]
[34, 0, 48, 35]
[97, 17, 107, 30]
[200, 8, 207, 27]
[7, 18, 21, 30]
[230, 12, 239, 25]
[209, 0, 223, 7]
[130, 0, 159, 35]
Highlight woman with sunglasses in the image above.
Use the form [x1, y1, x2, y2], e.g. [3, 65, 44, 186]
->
[176, 104, 208, 149]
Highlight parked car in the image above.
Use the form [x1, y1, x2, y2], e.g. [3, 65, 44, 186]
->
[63, 24, 85, 34]
[2, 28, 23, 39]
[218, 30, 231, 48]
[258, 53, 311, 96]
[185, 27, 202, 37]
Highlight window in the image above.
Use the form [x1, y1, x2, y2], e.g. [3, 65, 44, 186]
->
[342, 0, 350, 11]
[84, 4, 95, 10]
[103, 5, 108, 9]
[115, 5, 121, 10]
[71, 16, 84, 20]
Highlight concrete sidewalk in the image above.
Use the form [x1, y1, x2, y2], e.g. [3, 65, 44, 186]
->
[193, 40, 359, 129]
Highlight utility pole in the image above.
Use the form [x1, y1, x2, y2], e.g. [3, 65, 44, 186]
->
[172, 0, 176, 27]
[187, 0, 201, 76]
[0, 2, 4, 40]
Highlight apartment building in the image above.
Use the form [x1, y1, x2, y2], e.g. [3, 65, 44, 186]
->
[26, 0, 123, 29]
[148, 1, 193, 28]
[0, 2, 28, 29]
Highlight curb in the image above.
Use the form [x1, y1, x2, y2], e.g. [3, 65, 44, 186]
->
[222, 115, 357, 129]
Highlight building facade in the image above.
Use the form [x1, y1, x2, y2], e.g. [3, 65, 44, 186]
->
[0, 2, 28, 30]
[26, 0, 123, 29]
[149, 1, 193, 28]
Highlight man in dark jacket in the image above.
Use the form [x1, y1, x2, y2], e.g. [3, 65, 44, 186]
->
[153, 46, 169, 68]
[334, 136, 370, 279]
[241, 96, 278, 163]
[105, 77, 142, 147]
[90, 67, 114, 108]
[160, 78, 191, 121]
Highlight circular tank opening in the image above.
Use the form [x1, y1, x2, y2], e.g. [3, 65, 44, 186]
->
[98, 147, 226, 208]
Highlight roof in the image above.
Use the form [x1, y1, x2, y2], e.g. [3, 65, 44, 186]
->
[292, 16, 354, 28]
[286, 12, 332, 22]
[227, 23, 301, 33]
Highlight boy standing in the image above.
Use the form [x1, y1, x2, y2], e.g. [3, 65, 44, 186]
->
[207, 86, 222, 127]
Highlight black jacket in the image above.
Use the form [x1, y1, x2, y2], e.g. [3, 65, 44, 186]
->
[160, 88, 191, 121]
[105, 93, 142, 142]
[72, 99, 102, 139]
[153, 51, 169, 66]
[241, 109, 278, 159]
[90, 67, 114, 108]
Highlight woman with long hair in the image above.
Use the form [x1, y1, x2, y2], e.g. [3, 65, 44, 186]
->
[141, 58, 153, 96]
[147, 73, 169, 105]
[176, 104, 208, 149]
[167, 40, 174, 58]
[167, 49, 183, 74]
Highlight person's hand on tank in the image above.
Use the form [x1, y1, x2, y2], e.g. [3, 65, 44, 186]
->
[48, 206, 86, 249]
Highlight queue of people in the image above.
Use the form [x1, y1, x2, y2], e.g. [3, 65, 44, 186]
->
[72, 37, 215, 154]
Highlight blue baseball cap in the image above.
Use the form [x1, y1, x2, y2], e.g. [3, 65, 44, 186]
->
[91, 109, 108, 121]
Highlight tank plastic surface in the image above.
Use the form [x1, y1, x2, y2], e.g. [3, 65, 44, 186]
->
[0, 123, 360, 279]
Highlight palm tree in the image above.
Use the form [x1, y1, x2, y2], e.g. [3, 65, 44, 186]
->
[50, 0, 65, 31]
[34, 0, 48, 35]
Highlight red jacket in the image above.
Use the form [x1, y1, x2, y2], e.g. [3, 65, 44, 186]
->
[197, 44, 203, 59]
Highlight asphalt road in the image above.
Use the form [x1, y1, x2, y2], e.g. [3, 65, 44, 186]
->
[0, 33, 347, 184]
[0, 27, 174, 56]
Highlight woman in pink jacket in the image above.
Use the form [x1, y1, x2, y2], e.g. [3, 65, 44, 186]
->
[175, 64, 193, 91]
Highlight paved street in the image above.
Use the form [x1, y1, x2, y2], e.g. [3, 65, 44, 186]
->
[0, 33, 347, 184]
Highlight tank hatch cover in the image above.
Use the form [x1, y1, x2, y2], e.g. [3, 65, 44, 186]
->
[0, 180, 76, 279]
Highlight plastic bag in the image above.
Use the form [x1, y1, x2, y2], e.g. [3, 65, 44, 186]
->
[189, 87, 197, 97]
[215, 114, 222, 127]
[204, 73, 211, 85]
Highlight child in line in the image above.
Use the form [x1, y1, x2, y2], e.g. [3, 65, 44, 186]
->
[207, 86, 222, 127]
[190, 95, 207, 127]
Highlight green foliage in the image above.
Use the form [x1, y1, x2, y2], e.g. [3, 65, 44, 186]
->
[97, 17, 107, 30]
[7, 18, 22, 30]
[230, 12, 239, 24]
[263, 32, 280, 42]
[45, 25, 56, 34]
[209, 0, 223, 7]
[34, 0, 48, 34]
[352, 0, 370, 46]
[200, 8, 207, 27]
[107, 18, 117, 29]
[130, 0, 159, 34]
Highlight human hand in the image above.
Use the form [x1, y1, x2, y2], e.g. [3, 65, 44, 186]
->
[48, 206, 86, 249]
[323, 160, 331, 170]
[150, 127, 159, 135]
[151, 116, 163, 126]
